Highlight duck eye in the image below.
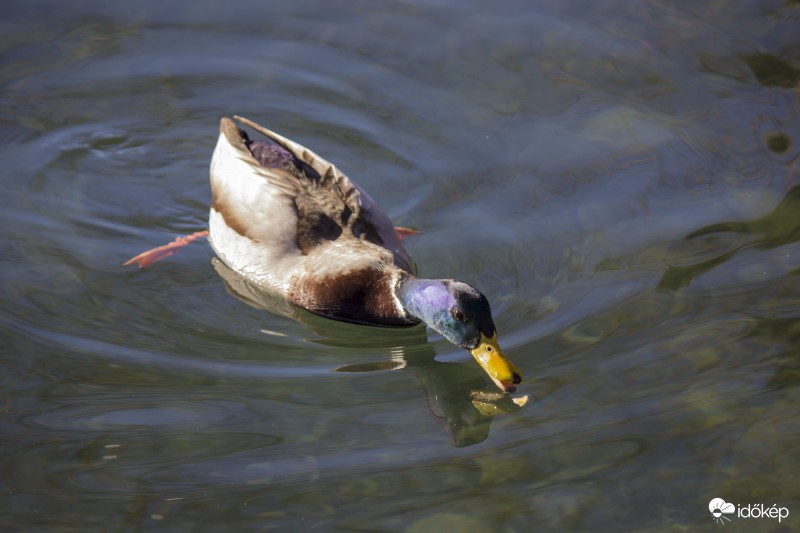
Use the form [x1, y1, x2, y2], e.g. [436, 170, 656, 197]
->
[450, 308, 464, 321]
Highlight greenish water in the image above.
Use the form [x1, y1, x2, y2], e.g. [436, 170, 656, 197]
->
[2, 1, 799, 531]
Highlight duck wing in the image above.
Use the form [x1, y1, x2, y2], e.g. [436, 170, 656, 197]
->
[230, 115, 417, 274]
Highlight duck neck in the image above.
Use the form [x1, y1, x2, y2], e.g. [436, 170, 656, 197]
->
[396, 276, 454, 327]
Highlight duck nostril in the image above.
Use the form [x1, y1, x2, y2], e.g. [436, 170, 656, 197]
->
[512, 373, 522, 384]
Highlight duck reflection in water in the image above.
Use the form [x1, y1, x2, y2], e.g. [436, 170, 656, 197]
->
[213, 258, 527, 448]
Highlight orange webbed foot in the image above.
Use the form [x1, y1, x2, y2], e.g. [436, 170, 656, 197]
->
[124, 230, 209, 268]
[394, 226, 421, 241]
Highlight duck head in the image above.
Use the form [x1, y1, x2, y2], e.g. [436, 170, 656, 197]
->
[397, 277, 523, 392]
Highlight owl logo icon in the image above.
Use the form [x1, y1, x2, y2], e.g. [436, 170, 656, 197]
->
[709, 498, 736, 524]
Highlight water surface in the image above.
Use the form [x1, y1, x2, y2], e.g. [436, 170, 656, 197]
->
[2, 1, 799, 531]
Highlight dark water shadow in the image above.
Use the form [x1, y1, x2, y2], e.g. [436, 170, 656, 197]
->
[211, 258, 525, 447]
[749, 316, 800, 391]
[658, 184, 800, 290]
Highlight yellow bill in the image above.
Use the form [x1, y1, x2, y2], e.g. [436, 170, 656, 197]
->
[469, 332, 523, 392]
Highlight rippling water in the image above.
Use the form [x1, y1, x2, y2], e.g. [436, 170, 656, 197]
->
[2, 0, 799, 531]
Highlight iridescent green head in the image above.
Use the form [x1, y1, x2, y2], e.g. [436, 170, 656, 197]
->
[397, 277, 523, 392]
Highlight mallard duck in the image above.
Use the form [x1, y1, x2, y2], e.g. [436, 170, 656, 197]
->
[208, 116, 522, 392]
